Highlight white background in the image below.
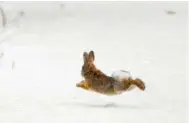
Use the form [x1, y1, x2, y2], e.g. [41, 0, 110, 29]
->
[0, 2, 187, 123]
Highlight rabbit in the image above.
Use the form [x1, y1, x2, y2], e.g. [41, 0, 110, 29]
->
[76, 50, 145, 95]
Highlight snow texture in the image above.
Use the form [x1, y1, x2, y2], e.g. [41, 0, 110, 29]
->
[0, 2, 187, 123]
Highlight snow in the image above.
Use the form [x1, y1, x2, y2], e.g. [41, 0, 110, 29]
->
[0, 2, 187, 123]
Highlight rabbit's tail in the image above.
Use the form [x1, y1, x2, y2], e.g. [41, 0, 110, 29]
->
[130, 78, 145, 91]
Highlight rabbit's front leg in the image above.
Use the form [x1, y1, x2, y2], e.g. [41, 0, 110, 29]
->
[76, 80, 91, 90]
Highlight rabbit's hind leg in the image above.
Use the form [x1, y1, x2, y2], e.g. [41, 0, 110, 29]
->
[130, 78, 145, 91]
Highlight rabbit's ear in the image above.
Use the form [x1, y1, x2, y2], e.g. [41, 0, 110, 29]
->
[89, 51, 95, 62]
[83, 52, 88, 62]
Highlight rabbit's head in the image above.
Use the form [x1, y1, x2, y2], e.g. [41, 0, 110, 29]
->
[81, 50, 96, 77]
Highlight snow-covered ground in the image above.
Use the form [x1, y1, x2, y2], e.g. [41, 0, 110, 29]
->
[0, 2, 187, 123]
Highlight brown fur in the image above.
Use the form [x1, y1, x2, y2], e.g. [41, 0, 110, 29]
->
[76, 51, 145, 95]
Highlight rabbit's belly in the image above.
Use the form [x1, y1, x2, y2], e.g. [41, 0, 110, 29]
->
[94, 84, 113, 92]
[90, 82, 115, 95]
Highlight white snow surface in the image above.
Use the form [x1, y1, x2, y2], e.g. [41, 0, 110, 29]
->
[0, 2, 187, 123]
